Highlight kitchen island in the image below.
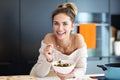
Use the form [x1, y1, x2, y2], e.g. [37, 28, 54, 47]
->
[0, 71, 104, 80]
[0, 75, 96, 80]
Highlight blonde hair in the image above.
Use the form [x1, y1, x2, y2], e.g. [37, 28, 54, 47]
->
[52, 2, 77, 23]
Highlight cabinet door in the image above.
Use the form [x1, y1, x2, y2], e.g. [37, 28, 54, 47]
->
[67, 0, 109, 13]
[0, 0, 19, 63]
[110, 0, 120, 14]
[21, 0, 65, 63]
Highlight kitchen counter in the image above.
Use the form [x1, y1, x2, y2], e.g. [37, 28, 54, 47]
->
[0, 75, 36, 80]
[0, 75, 96, 80]
[0, 71, 104, 80]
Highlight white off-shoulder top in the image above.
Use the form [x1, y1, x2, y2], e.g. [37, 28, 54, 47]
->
[30, 40, 88, 78]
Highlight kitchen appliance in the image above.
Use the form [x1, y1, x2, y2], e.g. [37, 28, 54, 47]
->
[114, 40, 120, 56]
[97, 63, 120, 79]
[117, 30, 120, 39]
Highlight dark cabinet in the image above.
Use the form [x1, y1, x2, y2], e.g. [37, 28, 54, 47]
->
[0, 0, 20, 75]
[20, 0, 65, 63]
[0, 0, 19, 63]
[110, 0, 120, 31]
[110, 0, 120, 63]
[0, 0, 66, 75]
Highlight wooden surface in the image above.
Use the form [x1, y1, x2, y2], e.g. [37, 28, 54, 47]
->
[0, 75, 36, 80]
[0, 75, 97, 80]
[0, 71, 103, 80]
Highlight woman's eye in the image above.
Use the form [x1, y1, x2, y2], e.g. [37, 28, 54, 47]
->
[53, 22, 59, 26]
[63, 22, 68, 26]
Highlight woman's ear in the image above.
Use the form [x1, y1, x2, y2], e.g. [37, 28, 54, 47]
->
[71, 23, 75, 30]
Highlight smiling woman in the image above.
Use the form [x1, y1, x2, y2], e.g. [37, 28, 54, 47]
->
[30, 2, 88, 80]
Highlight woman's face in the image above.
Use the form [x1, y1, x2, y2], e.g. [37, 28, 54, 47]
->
[53, 13, 74, 40]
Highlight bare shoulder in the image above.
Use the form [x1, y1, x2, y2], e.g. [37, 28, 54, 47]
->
[43, 33, 55, 44]
[74, 34, 85, 41]
[73, 34, 86, 48]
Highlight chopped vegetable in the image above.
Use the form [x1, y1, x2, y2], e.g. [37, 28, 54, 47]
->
[54, 60, 72, 67]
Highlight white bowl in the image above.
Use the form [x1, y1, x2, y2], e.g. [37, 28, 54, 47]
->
[52, 60, 75, 74]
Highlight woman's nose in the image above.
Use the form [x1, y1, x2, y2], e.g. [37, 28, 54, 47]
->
[58, 25, 63, 30]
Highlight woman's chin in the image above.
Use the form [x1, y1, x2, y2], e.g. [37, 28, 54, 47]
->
[56, 35, 64, 40]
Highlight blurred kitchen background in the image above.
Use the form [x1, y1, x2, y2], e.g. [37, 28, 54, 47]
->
[0, 0, 120, 75]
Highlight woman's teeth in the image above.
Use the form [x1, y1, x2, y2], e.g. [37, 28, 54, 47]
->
[58, 32, 65, 35]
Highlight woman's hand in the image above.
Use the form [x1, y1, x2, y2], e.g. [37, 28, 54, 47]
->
[55, 69, 75, 80]
[43, 44, 54, 62]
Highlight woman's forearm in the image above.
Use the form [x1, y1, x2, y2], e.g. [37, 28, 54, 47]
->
[30, 54, 52, 77]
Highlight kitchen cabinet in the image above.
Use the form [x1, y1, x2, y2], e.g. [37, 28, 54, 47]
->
[0, 0, 20, 75]
[110, 0, 120, 15]
[110, 0, 120, 30]
[110, 0, 120, 63]
[67, 0, 110, 58]
[20, 0, 66, 74]
[20, 0, 65, 65]
[0, 0, 66, 75]
[67, 0, 109, 13]
[0, 0, 19, 62]
[67, 0, 111, 74]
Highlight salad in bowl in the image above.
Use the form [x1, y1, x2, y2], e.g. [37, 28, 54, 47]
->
[52, 59, 75, 74]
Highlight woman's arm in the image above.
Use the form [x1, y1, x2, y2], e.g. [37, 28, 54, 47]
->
[74, 45, 88, 78]
[30, 34, 54, 77]
[73, 34, 88, 78]
[73, 57, 87, 77]
[30, 44, 52, 77]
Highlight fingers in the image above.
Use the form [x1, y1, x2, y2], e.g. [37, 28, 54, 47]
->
[47, 44, 53, 47]
[43, 44, 54, 62]
[45, 44, 53, 51]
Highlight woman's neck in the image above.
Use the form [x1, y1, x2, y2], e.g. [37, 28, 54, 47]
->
[56, 35, 72, 49]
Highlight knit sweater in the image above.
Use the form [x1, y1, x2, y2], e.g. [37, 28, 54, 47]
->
[30, 40, 88, 78]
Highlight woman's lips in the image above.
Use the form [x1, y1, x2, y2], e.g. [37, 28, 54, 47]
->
[57, 31, 65, 37]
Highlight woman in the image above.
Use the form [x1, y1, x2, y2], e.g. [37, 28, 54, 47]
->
[30, 2, 88, 80]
